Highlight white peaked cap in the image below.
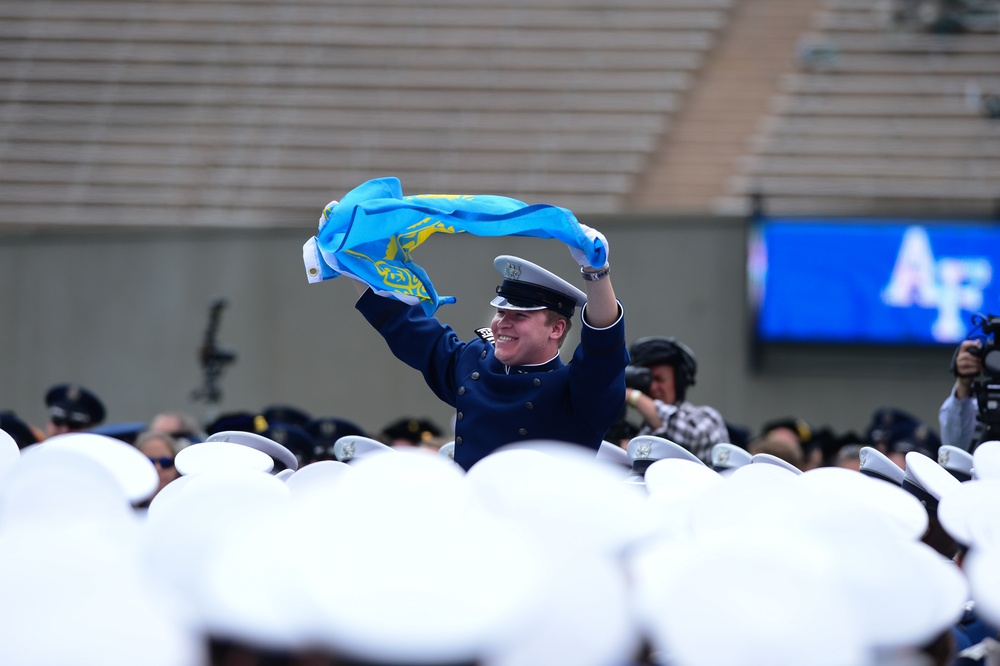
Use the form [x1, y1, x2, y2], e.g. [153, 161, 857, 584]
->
[199, 449, 548, 663]
[333, 434, 394, 463]
[283, 459, 354, 495]
[0, 525, 203, 666]
[206, 430, 298, 472]
[175, 440, 274, 476]
[466, 441, 654, 556]
[973, 440, 1000, 480]
[0, 428, 20, 478]
[37, 432, 159, 504]
[938, 478, 1000, 548]
[751, 452, 803, 475]
[139, 469, 291, 623]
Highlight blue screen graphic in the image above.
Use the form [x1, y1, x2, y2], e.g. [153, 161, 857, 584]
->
[749, 218, 1000, 345]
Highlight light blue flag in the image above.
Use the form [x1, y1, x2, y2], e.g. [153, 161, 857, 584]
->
[302, 177, 606, 315]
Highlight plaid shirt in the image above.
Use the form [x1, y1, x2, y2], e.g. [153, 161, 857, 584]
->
[638, 399, 729, 464]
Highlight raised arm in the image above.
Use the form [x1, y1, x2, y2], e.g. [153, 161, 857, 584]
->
[580, 265, 620, 328]
[569, 224, 620, 328]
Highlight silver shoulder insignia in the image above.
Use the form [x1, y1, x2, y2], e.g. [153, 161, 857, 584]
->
[475, 327, 495, 346]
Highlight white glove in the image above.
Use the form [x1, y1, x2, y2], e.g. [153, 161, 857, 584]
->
[568, 224, 609, 269]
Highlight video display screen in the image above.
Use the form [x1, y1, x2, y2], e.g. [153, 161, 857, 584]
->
[748, 217, 1000, 345]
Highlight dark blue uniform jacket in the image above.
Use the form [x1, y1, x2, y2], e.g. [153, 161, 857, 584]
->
[357, 289, 628, 470]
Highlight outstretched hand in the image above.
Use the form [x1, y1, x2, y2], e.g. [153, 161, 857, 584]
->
[568, 224, 609, 269]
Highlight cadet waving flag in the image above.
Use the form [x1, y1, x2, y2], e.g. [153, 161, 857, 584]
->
[302, 177, 607, 316]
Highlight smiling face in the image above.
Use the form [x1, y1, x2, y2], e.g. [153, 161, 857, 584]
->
[490, 308, 566, 367]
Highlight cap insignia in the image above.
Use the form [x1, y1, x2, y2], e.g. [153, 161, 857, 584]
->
[503, 260, 521, 280]
[716, 449, 730, 464]
[939, 450, 950, 465]
[341, 441, 355, 461]
[636, 442, 652, 460]
[67, 385, 80, 402]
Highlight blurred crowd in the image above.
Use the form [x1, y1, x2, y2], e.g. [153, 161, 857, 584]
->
[1, 375, 999, 666]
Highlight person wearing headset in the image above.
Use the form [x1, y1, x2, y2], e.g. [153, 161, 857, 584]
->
[624, 336, 729, 464]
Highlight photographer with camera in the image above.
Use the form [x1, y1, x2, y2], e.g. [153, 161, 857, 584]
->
[940, 313, 1000, 451]
[624, 336, 729, 464]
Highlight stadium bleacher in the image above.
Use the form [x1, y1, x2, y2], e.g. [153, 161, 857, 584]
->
[716, 0, 1000, 217]
[2, 0, 997, 225]
[0, 0, 735, 227]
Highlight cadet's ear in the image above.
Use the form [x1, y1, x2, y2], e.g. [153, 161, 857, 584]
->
[549, 317, 567, 338]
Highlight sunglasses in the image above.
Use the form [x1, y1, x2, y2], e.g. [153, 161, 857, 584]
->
[148, 456, 175, 469]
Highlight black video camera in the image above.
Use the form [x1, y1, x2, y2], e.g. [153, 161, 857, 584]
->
[625, 365, 652, 393]
[969, 313, 1000, 445]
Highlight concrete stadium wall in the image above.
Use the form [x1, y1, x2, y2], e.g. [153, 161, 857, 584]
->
[0, 216, 955, 440]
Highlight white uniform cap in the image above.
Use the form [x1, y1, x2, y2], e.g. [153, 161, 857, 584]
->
[467, 441, 654, 556]
[202, 449, 546, 662]
[0, 428, 20, 478]
[627, 435, 704, 471]
[140, 469, 291, 623]
[973, 440, 1000, 480]
[964, 546, 1000, 629]
[283, 459, 354, 495]
[798, 466, 928, 541]
[174, 440, 274, 476]
[859, 446, 905, 485]
[274, 468, 295, 481]
[644, 459, 724, 540]
[0, 444, 138, 533]
[488, 553, 640, 666]
[39, 432, 159, 504]
[206, 430, 298, 472]
[0, 525, 204, 666]
[938, 444, 975, 481]
[644, 457, 722, 498]
[751, 452, 803, 475]
[333, 434, 395, 463]
[903, 451, 962, 505]
[637, 528, 870, 666]
[595, 439, 630, 469]
[711, 442, 752, 475]
[490, 255, 586, 319]
[438, 440, 456, 460]
[938, 478, 1000, 548]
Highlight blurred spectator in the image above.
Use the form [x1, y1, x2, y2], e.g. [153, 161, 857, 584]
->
[149, 410, 205, 448]
[379, 417, 446, 452]
[625, 336, 729, 464]
[757, 417, 814, 469]
[261, 404, 312, 429]
[135, 430, 180, 499]
[865, 407, 941, 468]
[749, 436, 805, 471]
[833, 444, 864, 471]
[305, 417, 368, 464]
[0, 411, 42, 450]
[43, 383, 105, 438]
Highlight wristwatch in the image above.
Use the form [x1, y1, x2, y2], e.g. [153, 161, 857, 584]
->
[580, 264, 611, 281]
